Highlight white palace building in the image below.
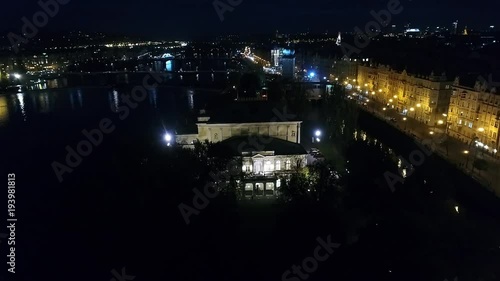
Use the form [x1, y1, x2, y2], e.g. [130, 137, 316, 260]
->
[175, 102, 308, 198]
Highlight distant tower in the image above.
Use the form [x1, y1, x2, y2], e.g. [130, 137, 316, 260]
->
[463, 26, 468, 35]
[336, 32, 342, 46]
[452, 20, 458, 34]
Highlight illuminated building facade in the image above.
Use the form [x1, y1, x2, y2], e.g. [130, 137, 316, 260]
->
[175, 102, 307, 199]
[357, 63, 453, 124]
[271, 48, 283, 67]
[447, 76, 500, 153]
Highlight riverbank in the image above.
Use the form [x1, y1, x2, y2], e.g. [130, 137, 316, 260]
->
[357, 100, 500, 198]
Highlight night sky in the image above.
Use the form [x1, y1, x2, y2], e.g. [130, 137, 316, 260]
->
[2, 0, 500, 39]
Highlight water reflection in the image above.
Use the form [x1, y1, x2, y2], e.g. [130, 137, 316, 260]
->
[70, 89, 84, 109]
[77, 90, 83, 107]
[149, 88, 158, 109]
[109, 90, 120, 112]
[38, 92, 51, 113]
[0, 96, 9, 126]
[16, 93, 27, 121]
[188, 90, 194, 110]
[353, 129, 414, 181]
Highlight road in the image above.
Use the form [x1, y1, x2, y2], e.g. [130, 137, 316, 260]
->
[360, 97, 500, 197]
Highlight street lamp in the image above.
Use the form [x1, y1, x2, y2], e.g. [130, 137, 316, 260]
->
[13, 73, 21, 79]
[437, 120, 444, 125]
[403, 117, 407, 130]
[464, 150, 470, 169]
[313, 130, 321, 143]
[164, 132, 172, 146]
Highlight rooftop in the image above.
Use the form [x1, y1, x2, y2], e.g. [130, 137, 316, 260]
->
[216, 136, 307, 156]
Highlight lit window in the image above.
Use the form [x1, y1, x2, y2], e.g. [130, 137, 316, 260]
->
[276, 160, 281, 171]
[264, 161, 273, 171]
[285, 160, 291, 170]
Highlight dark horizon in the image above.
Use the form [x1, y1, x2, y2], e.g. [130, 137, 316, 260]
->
[2, 0, 500, 40]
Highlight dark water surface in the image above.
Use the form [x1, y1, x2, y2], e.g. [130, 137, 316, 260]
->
[1, 85, 500, 281]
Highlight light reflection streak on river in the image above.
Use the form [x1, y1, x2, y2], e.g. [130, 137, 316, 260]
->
[354, 129, 413, 179]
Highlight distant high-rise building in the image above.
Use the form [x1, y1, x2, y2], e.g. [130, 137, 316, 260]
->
[463, 26, 468, 35]
[271, 48, 283, 67]
[281, 49, 295, 79]
[336, 32, 342, 46]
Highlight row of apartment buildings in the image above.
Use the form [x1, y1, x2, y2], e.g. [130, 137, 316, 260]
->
[355, 63, 500, 153]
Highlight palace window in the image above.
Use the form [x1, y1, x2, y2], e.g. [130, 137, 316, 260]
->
[285, 160, 291, 170]
[264, 161, 273, 172]
[275, 160, 281, 171]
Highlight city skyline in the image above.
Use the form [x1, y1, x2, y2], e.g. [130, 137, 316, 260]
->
[1, 0, 499, 39]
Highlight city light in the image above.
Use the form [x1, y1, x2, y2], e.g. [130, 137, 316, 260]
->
[382, 107, 386, 111]
[309, 72, 315, 78]
[378, 89, 382, 92]
[429, 131, 434, 135]
[364, 84, 368, 87]
[403, 117, 407, 121]
[393, 95, 397, 98]
[442, 113, 447, 117]
[371, 91, 375, 95]
[416, 103, 421, 107]
[164, 133, 172, 146]
[463, 150, 469, 154]
[478, 127, 485, 132]
[494, 149, 498, 154]
[437, 120, 444, 125]
[410, 107, 415, 111]
[13, 73, 21, 79]
[315, 130, 321, 137]
[455, 205, 460, 213]
[389, 99, 393, 102]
